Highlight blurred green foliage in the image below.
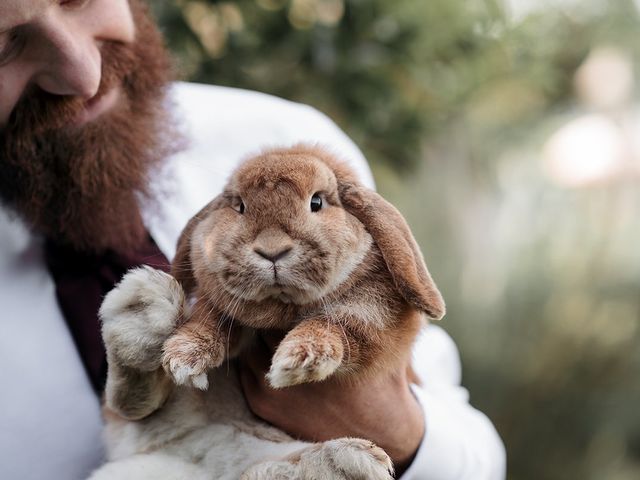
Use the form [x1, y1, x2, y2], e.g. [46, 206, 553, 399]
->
[151, 0, 637, 172]
[151, 1, 640, 479]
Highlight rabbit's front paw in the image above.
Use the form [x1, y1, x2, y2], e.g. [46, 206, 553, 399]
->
[162, 331, 225, 390]
[267, 335, 344, 388]
[100, 267, 185, 371]
[242, 438, 394, 480]
[310, 438, 394, 480]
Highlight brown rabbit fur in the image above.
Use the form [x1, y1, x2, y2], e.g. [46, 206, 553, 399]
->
[162, 145, 445, 391]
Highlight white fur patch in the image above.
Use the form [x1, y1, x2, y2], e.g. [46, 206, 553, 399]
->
[162, 329, 226, 390]
[100, 266, 185, 370]
[164, 359, 209, 391]
[87, 452, 209, 480]
[240, 461, 298, 480]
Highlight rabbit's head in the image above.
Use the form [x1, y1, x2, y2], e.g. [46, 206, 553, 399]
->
[173, 145, 444, 319]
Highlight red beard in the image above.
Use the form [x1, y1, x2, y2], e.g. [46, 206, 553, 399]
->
[0, 1, 179, 253]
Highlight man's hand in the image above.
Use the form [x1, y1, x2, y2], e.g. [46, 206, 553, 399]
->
[238, 333, 424, 476]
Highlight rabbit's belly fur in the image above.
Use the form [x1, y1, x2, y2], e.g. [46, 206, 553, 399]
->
[93, 368, 308, 479]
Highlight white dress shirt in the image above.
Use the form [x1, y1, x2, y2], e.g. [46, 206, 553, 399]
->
[0, 82, 505, 480]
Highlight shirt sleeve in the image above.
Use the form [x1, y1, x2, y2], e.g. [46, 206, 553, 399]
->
[400, 325, 507, 480]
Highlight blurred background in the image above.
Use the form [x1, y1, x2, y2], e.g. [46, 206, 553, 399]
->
[150, 1, 640, 478]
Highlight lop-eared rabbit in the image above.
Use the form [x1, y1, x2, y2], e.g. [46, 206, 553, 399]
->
[92, 145, 445, 480]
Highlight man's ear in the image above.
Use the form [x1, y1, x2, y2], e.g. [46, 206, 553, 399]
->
[171, 195, 224, 296]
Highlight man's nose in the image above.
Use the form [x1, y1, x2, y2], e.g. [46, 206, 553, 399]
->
[33, 23, 102, 99]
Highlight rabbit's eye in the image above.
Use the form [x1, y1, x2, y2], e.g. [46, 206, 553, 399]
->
[233, 199, 245, 214]
[310, 193, 322, 212]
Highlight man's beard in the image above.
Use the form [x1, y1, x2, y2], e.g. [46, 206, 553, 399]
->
[0, 1, 178, 253]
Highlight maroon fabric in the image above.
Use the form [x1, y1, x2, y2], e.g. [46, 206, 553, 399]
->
[44, 235, 170, 393]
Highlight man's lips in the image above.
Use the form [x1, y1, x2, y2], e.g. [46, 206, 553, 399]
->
[73, 87, 121, 127]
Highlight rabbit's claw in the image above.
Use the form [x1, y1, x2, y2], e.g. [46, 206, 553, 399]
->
[267, 336, 343, 388]
[161, 332, 226, 390]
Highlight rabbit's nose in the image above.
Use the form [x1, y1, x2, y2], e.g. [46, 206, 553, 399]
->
[254, 247, 292, 263]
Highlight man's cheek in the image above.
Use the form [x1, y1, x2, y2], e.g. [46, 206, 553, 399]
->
[85, 0, 136, 45]
[0, 67, 29, 128]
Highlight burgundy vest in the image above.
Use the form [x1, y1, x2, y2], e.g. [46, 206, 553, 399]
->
[44, 235, 170, 393]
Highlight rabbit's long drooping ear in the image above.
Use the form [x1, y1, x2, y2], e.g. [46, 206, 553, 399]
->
[338, 181, 446, 320]
[171, 195, 224, 296]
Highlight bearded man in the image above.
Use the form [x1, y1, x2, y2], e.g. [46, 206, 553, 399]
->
[0, 1, 505, 479]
